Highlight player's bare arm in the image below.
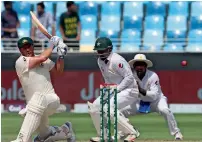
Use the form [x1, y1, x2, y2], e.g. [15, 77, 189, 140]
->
[31, 26, 36, 40]
[50, 57, 65, 74]
[50, 38, 67, 74]
[76, 22, 81, 40]
[60, 25, 67, 40]
[29, 45, 54, 69]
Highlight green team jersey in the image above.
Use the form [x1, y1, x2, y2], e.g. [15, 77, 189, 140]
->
[60, 12, 80, 38]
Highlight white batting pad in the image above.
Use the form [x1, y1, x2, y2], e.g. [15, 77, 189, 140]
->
[88, 101, 108, 138]
[103, 106, 139, 136]
[17, 92, 47, 142]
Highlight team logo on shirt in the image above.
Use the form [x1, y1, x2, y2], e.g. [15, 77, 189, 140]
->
[118, 63, 123, 68]
[23, 57, 26, 61]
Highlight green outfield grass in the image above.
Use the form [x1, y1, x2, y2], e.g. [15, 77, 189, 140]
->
[2, 113, 202, 142]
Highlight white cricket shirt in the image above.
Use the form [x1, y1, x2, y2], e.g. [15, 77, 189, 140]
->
[133, 69, 163, 102]
[15, 56, 55, 102]
[98, 53, 136, 92]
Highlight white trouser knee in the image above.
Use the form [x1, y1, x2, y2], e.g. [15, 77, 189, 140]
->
[37, 94, 60, 140]
[103, 105, 139, 136]
[88, 101, 108, 138]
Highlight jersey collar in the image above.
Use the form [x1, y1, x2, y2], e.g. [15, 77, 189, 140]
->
[99, 52, 113, 64]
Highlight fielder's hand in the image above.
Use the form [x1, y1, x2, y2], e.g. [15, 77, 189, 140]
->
[137, 81, 146, 96]
[50, 36, 63, 47]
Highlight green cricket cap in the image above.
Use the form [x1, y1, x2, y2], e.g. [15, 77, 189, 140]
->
[17, 37, 33, 48]
[93, 37, 113, 51]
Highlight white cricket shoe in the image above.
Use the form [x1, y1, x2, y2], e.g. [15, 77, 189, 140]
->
[65, 122, 76, 142]
[90, 131, 126, 142]
[33, 135, 42, 142]
[90, 136, 100, 142]
[112, 131, 127, 140]
[90, 136, 114, 142]
[175, 131, 183, 140]
[124, 131, 140, 142]
[43, 122, 75, 142]
[124, 134, 137, 142]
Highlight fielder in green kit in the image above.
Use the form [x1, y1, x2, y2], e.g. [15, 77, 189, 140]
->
[88, 37, 140, 142]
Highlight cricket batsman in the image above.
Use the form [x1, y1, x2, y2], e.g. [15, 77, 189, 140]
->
[88, 37, 140, 142]
[120, 54, 183, 140]
[11, 36, 75, 142]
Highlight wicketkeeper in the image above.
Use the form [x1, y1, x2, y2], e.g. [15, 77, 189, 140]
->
[11, 36, 75, 142]
[120, 54, 183, 140]
[88, 37, 140, 142]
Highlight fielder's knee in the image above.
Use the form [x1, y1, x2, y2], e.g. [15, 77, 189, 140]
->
[159, 107, 171, 116]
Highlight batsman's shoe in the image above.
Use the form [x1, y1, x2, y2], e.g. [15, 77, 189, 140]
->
[124, 131, 140, 142]
[65, 122, 76, 142]
[90, 136, 100, 142]
[112, 131, 127, 140]
[44, 122, 75, 142]
[124, 134, 136, 142]
[90, 136, 114, 142]
[175, 132, 183, 140]
[33, 135, 42, 142]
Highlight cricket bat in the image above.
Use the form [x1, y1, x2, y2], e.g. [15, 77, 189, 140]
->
[30, 11, 52, 39]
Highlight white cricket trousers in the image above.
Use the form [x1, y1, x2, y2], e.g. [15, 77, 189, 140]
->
[93, 88, 139, 109]
[36, 93, 60, 139]
[120, 96, 180, 135]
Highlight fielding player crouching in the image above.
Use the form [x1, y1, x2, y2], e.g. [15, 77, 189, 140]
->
[11, 36, 75, 142]
[120, 54, 183, 140]
[88, 37, 140, 142]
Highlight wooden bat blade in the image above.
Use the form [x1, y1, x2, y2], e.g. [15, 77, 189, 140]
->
[30, 11, 52, 39]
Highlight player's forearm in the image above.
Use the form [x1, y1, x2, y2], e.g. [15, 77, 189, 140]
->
[117, 74, 134, 92]
[16, 22, 20, 28]
[139, 87, 146, 96]
[31, 27, 36, 39]
[55, 58, 64, 73]
[2, 28, 11, 32]
[40, 46, 54, 60]
[59, 26, 65, 39]
[52, 26, 56, 36]
[77, 22, 81, 36]
[29, 46, 54, 69]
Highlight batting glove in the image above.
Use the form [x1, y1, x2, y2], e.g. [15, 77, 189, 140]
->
[50, 36, 63, 47]
[57, 43, 68, 58]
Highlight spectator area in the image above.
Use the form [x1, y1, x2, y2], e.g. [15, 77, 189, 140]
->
[1, 1, 202, 52]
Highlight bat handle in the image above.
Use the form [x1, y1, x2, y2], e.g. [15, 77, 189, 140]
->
[46, 33, 52, 39]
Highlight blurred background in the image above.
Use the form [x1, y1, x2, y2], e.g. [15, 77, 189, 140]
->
[1, 1, 202, 141]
